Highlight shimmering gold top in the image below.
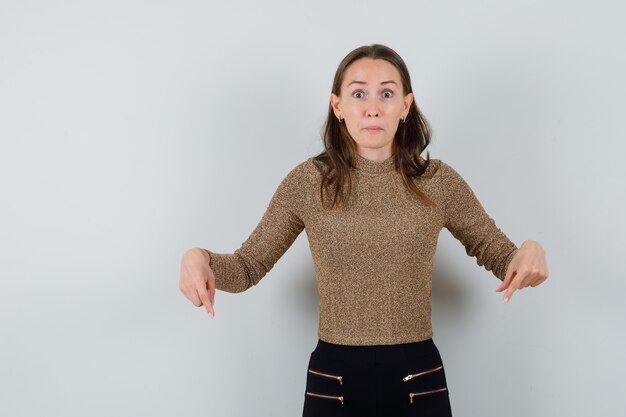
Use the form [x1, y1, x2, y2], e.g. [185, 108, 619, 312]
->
[206, 153, 518, 346]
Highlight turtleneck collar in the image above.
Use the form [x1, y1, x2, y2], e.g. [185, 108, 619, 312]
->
[352, 152, 396, 174]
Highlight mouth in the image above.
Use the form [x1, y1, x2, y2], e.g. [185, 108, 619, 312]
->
[364, 126, 383, 132]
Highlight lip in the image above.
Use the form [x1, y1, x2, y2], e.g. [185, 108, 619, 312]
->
[364, 126, 383, 131]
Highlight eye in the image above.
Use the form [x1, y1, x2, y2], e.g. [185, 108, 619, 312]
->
[382, 90, 393, 98]
[352, 90, 365, 99]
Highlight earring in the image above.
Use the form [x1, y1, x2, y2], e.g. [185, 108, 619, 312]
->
[401, 115, 406, 124]
[338, 115, 343, 123]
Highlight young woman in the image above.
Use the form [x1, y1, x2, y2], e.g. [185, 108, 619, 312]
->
[179, 44, 549, 416]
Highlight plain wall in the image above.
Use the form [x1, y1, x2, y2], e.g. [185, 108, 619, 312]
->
[1, 0, 625, 416]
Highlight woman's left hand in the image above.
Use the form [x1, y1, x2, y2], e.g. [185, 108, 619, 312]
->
[496, 240, 549, 303]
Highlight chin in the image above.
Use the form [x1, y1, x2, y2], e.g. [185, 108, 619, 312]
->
[359, 139, 392, 147]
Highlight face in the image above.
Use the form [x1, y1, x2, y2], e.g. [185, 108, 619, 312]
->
[331, 58, 413, 159]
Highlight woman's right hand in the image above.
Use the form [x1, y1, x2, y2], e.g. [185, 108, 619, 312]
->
[179, 247, 216, 318]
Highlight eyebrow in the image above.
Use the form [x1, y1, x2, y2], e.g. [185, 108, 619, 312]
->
[347, 80, 398, 87]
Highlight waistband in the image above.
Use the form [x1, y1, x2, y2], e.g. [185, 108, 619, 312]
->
[313, 338, 439, 363]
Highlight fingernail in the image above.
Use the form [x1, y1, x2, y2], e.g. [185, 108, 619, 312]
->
[209, 311, 214, 319]
[503, 296, 509, 303]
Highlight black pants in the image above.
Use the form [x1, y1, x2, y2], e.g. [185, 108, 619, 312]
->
[302, 338, 453, 417]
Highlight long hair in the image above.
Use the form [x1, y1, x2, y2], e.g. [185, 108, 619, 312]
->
[314, 44, 436, 209]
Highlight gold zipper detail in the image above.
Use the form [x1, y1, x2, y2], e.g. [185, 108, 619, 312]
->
[308, 368, 343, 384]
[409, 387, 448, 403]
[305, 391, 345, 405]
[402, 365, 443, 382]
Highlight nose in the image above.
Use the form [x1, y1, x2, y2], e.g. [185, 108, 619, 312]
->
[366, 103, 380, 117]
[366, 98, 380, 117]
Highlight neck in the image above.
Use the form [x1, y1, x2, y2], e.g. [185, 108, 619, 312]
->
[356, 145, 393, 162]
[352, 152, 395, 174]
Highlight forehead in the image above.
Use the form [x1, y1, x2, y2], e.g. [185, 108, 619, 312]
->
[342, 58, 402, 87]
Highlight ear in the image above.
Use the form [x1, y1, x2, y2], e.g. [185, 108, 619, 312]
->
[403, 92, 414, 114]
[330, 93, 341, 118]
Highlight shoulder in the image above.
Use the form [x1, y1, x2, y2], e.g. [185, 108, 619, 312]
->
[415, 156, 444, 179]
[276, 157, 320, 190]
[288, 157, 320, 178]
[419, 158, 471, 193]
[287, 156, 331, 182]
[432, 159, 480, 199]
[426, 158, 461, 179]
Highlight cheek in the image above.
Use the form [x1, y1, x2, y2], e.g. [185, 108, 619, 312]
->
[387, 125, 399, 138]
[388, 101, 404, 114]
[346, 121, 360, 136]
[344, 103, 361, 115]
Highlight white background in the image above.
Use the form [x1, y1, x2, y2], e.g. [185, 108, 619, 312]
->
[1, 1, 625, 416]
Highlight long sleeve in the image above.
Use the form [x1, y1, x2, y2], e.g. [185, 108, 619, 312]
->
[440, 161, 518, 280]
[205, 161, 307, 293]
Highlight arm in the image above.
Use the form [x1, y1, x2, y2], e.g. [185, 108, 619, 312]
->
[440, 160, 519, 281]
[204, 162, 307, 293]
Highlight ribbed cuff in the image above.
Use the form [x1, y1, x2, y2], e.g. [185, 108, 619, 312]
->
[499, 246, 520, 281]
[203, 249, 246, 293]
